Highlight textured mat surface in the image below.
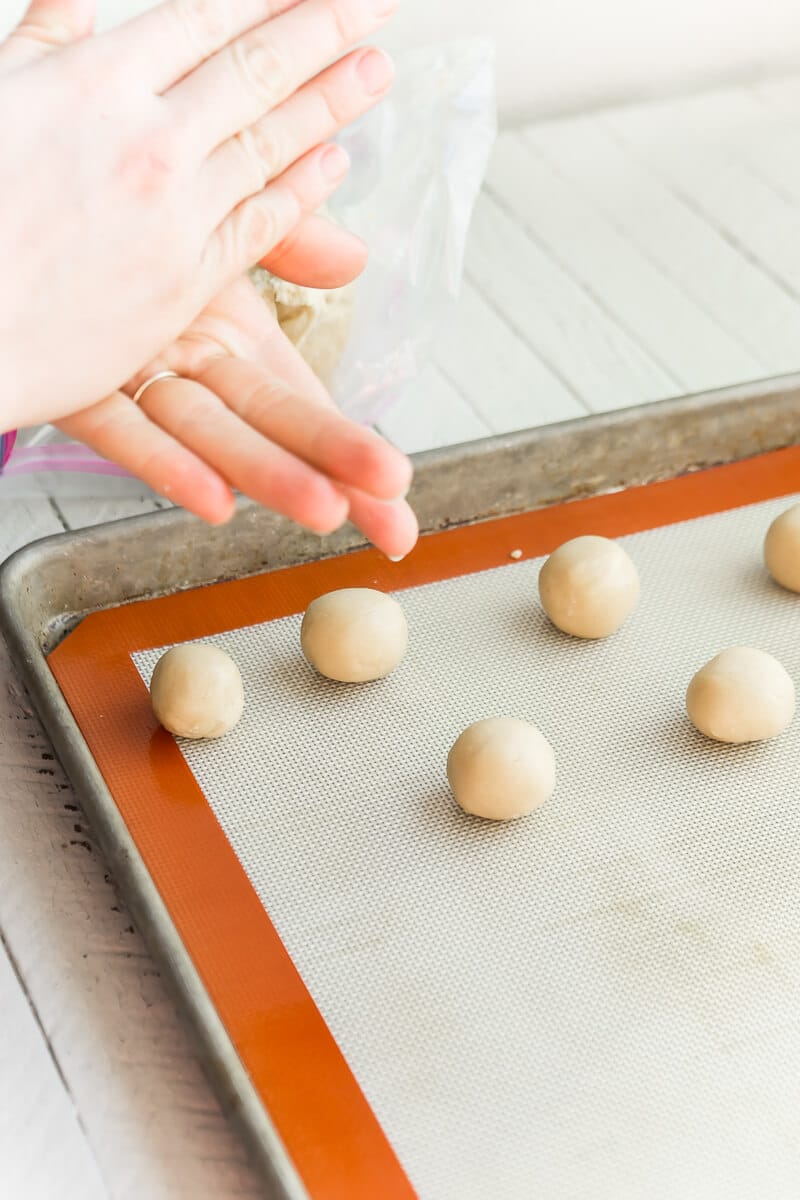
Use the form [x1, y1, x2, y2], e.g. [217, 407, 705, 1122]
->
[135, 494, 800, 1200]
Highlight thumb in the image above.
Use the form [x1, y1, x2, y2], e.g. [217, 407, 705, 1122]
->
[0, 0, 95, 70]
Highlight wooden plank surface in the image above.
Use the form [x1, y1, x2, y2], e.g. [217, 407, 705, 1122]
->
[0, 502, 264, 1200]
[377, 365, 490, 453]
[0, 499, 65, 561]
[523, 115, 800, 375]
[0, 498, 108, 1200]
[603, 92, 800, 300]
[713, 87, 800, 205]
[53, 496, 166, 530]
[0, 937, 106, 1200]
[434, 282, 588, 431]
[486, 132, 763, 394]
[754, 75, 800, 123]
[463, 190, 678, 412]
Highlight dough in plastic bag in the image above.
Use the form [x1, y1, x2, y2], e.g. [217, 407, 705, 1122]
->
[248, 267, 354, 385]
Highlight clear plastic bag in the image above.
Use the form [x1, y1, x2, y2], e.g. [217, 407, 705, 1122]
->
[329, 38, 497, 425]
[1, 39, 496, 498]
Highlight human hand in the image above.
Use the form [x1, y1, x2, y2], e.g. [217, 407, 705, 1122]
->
[59, 275, 419, 559]
[0, 0, 396, 431]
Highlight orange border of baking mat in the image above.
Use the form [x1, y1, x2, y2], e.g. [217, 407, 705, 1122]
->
[49, 446, 800, 1199]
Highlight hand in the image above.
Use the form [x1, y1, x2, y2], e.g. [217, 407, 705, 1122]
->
[59, 276, 420, 559]
[0, 0, 396, 431]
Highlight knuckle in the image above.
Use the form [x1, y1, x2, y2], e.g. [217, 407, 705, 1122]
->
[175, 391, 221, 436]
[238, 199, 280, 260]
[349, 434, 387, 482]
[301, 476, 345, 530]
[173, 0, 231, 58]
[244, 380, 291, 423]
[262, 226, 298, 265]
[140, 446, 177, 495]
[231, 32, 289, 105]
[64, 45, 116, 101]
[82, 404, 119, 442]
[115, 126, 180, 199]
[314, 82, 349, 132]
[236, 122, 284, 188]
[324, 0, 363, 47]
[15, 21, 62, 48]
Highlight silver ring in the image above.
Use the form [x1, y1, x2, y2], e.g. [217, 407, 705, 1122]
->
[131, 371, 179, 405]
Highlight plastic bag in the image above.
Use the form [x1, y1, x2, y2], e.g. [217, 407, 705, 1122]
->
[329, 38, 497, 425]
[0, 39, 496, 498]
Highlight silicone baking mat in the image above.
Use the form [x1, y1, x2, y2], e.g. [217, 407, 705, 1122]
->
[50, 449, 800, 1200]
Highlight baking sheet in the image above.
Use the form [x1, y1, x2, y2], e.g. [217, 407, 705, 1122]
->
[4, 391, 800, 1199]
[127, 494, 800, 1200]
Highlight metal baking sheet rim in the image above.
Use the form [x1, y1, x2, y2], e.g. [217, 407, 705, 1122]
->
[2, 375, 799, 1198]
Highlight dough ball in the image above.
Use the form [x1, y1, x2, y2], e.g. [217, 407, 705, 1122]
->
[764, 503, 800, 593]
[447, 717, 556, 821]
[301, 588, 408, 683]
[686, 646, 795, 744]
[150, 645, 244, 739]
[538, 535, 640, 639]
[249, 266, 353, 384]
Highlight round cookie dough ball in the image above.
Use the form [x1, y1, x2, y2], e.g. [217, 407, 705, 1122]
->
[300, 588, 408, 683]
[764, 503, 800, 593]
[686, 646, 795, 744]
[538, 535, 640, 639]
[447, 717, 556, 821]
[150, 644, 244, 739]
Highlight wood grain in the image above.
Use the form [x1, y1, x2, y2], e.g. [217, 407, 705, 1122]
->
[0, 502, 263, 1199]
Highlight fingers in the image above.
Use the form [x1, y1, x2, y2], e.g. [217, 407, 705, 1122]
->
[259, 212, 367, 288]
[240, 314, 420, 559]
[0, 0, 94, 69]
[201, 47, 393, 217]
[102, 1, 303, 93]
[342, 487, 419, 561]
[115, 301, 417, 551]
[135, 374, 351, 534]
[58, 390, 237, 524]
[201, 142, 350, 290]
[195, 356, 413, 500]
[249, 297, 341, 401]
[167, 0, 396, 149]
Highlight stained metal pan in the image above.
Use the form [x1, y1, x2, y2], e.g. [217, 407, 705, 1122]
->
[1, 374, 798, 1196]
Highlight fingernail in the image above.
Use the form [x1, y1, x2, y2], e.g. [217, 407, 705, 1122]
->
[388, 554, 406, 563]
[321, 144, 350, 182]
[357, 48, 395, 96]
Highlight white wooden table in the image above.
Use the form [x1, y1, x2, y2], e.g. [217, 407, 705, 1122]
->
[3, 79, 800, 1197]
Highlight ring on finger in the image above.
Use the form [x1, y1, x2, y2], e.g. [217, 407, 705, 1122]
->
[131, 371, 179, 405]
